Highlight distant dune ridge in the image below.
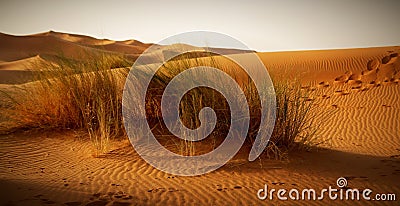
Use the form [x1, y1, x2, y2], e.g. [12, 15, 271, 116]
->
[0, 32, 399, 205]
[0, 31, 254, 84]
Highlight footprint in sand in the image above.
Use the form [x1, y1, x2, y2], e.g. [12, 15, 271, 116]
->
[301, 85, 311, 90]
[334, 90, 350, 96]
[334, 75, 348, 83]
[113, 191, 133, 199]
[321, 94, 330, 99]
[148, 188, 174, 193]
[216, 186, 242, 191]
[335, 90, 350, 96]
[382, 56, 391, 64]
[318, 81, 330, 88]
[309, 87, 317, 91]
[381, 53, 398, 65]
[348, 73, 361, 81]
[348, 80, 363, 86]
[367, 80, 382, 88]
[367, 59, 380, 71]
[334, 90, 343, 95]
[216, 187, 228, 191]
[351, 85, 362, 90]
[361, 69, 376, 76]
[390, 52, 398, 58]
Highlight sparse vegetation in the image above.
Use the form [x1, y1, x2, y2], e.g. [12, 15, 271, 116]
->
[6, 50, 320, 158]
[9, 52, 131, 155]
[266, 80, 318, 159]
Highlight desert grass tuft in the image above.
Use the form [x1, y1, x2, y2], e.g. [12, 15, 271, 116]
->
[139, 52, 321, 158]
[10, 52, 131, 154]
[8, 49, 321, 159]
[267, 79, 319, 159]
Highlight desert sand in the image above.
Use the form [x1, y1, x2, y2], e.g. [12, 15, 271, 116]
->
[0, 32, 399, 205]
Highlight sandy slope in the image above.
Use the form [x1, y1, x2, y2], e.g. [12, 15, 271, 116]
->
[0, 31, 150, 61]
[0, 32, 399, 205]
[0, 31, 150, 84]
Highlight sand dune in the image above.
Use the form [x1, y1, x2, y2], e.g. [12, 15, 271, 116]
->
[0, 32, 91, 62]
[33, 31, 116, 46]
[258, 46, 400, 84]
[0, 31, 149, 62]
[0, 55, 48, 84]
[0, 32, 399, 205]
[0, 55, 45, 71]
[0, 31, 152, 84]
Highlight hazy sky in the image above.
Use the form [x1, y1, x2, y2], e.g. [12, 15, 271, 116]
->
[0, 0, 399, 51]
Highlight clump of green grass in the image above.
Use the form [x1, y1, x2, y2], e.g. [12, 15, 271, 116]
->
[11, 52, 131, 155]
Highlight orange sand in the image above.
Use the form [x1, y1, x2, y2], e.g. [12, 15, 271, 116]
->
[0, 32, 399, 205]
